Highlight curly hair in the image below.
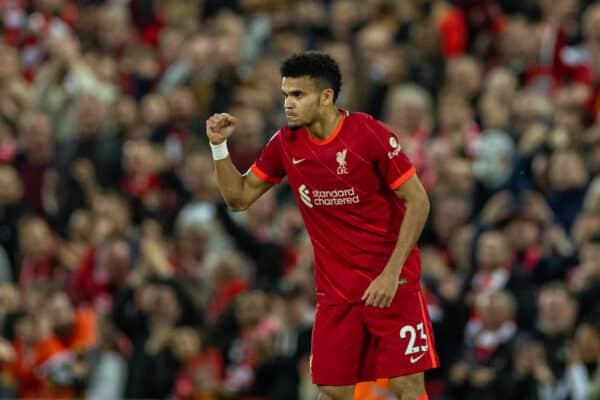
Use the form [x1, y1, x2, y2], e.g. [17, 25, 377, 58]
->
[280, 51, 342, 102]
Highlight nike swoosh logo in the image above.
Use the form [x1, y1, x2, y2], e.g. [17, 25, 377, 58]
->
[292, 158, 305, 165]
[410, 353, 426, 364]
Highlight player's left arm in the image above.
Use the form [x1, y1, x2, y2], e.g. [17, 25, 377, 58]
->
[389, 173, 430, 273]
[362, 173, 430, 308]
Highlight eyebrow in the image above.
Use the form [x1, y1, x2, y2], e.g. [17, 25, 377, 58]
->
[282, 90, 304, 96]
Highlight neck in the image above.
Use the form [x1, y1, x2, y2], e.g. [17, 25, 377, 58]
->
[306, 108, 342, 140]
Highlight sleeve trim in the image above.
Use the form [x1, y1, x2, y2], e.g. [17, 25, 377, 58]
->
[389, 166, 416, 190]
[250, 164, 282, 184]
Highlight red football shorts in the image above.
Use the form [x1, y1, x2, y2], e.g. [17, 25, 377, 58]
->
[310, 289, 439, 385]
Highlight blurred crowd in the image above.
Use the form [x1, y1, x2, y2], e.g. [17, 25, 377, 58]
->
[0, 0, 600, 399]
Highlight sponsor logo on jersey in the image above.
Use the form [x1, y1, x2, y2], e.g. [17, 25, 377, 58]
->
[292, 157, 305, 165]
[298, 184, 360, 207]
[299, 184, 313, 208]
[388, 136, 402, 159]
[336, 148, 349, 175]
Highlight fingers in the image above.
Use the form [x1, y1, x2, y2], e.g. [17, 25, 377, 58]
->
[362, 288, 393, 308]
[382, 294, 393, 308]
[380, 293, 393, 308]
[206, 113, 237, 138]
[207, 114, 224, 128]
[222, 113, 237, 125]
[206, 116, 218, 131]
[373, 292, 391, 307]
[207, 113, 236, 125]
[214, 114, 231, 128]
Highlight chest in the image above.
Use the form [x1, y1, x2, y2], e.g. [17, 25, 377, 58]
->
[282, 142, 375, 188]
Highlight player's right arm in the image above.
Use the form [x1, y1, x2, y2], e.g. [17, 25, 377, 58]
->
[207, 113, 273, 211]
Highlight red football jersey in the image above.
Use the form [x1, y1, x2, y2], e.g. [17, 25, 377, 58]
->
[250, 111, 421, 304]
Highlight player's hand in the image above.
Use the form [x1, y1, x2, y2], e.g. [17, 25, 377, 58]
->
[206, 113, 237, 144]
[361, 271, 399, 308]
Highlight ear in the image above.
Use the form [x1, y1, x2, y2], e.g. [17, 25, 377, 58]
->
[320, 88, 334, 106]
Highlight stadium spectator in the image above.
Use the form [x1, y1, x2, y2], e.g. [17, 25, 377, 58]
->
[0, 1, 599, 399]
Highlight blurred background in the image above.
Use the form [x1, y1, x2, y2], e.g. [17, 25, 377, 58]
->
[0, 0, 599, 399]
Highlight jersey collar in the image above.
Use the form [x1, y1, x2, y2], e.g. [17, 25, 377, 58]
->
[307, 109, 348, 145]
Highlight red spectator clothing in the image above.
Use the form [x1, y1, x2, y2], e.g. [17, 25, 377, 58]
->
[464, 318, 517, 363]
[402, 128, 438, 193]
[251, 111, 421, 305]
[224, 327, 266, 392]
[129, 0, 165, 46]
[524, 25, 579, 92]
[3, 2, 77, 80]
[15, 158, 51, 215]
[562, 59, 600, 122]
[140, 20, 164, 47]
[206, 279, 249, 322]
[524, 66, 561, 94]
[72, 246, 113, 311]
[471, 268, 510, 294]
[555, 46, 600, 121]
[3, 336, 63, 399]
[58, 308, 98, 352]
[224, 316, 283, 392]
[19, 257, 67, 291]
[437, 8, 468, 58]
[172, 348, 224, 400]
[521, 245, 542, 273]
[2, 1, 25, 47]
[122, 173, 162, 198]
[19, 258, 52, 288]
[0, 138, 16, 165]
[122, 172, 183, 216]
[455, 0, 505, 36]
[588, 83, 600, 122]
[281, 246, 300, 276]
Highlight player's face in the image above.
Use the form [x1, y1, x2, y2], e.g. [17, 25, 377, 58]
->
[281, 76, 322, 128]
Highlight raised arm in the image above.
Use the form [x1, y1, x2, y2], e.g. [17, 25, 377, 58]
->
[206, 113, 272, 211]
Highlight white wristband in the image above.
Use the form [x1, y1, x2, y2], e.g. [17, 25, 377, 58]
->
[209, 140, 229, 160]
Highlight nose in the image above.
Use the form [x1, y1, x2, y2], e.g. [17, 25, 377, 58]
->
[284, 96, 295, 110]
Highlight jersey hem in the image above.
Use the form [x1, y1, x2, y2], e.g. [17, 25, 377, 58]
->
[315, 285, 421, 306]
[389, 166, 416, 190]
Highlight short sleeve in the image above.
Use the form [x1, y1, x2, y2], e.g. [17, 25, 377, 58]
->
[364, 117, 416, 190]
[249, 131, 286, 184]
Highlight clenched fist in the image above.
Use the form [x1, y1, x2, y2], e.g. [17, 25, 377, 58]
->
[206, 113, 237, 144]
